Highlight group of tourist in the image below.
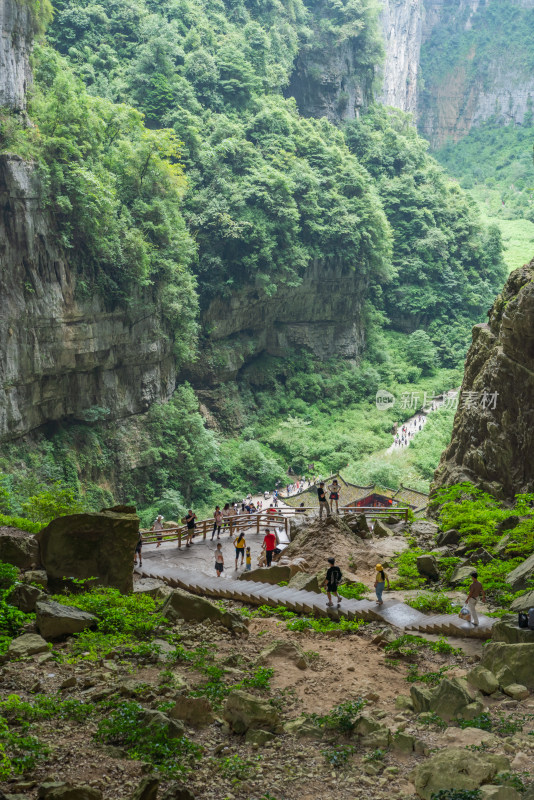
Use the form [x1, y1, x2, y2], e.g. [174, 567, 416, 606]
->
[393, 413, 426, 448]
[213, 527, 279, 577]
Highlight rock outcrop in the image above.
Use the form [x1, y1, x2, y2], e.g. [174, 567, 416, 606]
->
[0, 526, 39, 568]
[378, 0, 423, 113]
[434, 263, 534, 500]
[36, 506, 140, 594]
[0, 0, 33, 110]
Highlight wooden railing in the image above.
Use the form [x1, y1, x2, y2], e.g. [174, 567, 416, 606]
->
[141, 505, 409, 547]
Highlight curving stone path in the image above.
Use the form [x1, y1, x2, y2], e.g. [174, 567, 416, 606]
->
[136, 562, 494, 640]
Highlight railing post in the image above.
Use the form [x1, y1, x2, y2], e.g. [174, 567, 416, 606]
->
[256, 514, 260, 536]
[178, 528, 182, 549]
[203, 520, 207, 541]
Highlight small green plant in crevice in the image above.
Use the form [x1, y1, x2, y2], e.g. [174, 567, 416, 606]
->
[337, 582, 369, 600]
[309, 698, 366, 734]
[405, 592, 459, 614]
[430, 790, 482, 800]
[285, 616, 364, 634]
[406, 665, 450, 685]
[219, 753, 261, 783]
[322, 744, 355, 767]
[385, 634, 461, 659]
[494, 771, 527, 792]
[0, 561, 26, 656]
[418, 712, 447, 729]
[363, 748, 386, 762]
[95, 701, 202, 777]
[0, 717, 49, 778]
[0, 694, 96, 725]
[458, 712, 527, 736]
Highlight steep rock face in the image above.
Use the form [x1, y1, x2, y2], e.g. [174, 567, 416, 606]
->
[0, 154, 176, 440]
[378, 0, 424, 113]
[417, 0, 534, 147]
[287, 38, 373, 122]
[0, 0, 33, 110]
[434, 261, 534, 499]
[183, 260, 367, 387]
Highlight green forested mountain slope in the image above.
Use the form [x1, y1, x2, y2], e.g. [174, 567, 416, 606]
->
[0, 0, 508, 520]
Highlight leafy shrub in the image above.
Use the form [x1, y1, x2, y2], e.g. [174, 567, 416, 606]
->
[406, 665, 450, 685]
[309, 698, 366, 734]
[53, 587, 157, 637]
[0, 562, 26, 655]
[0, 514, 41, 534]
[0, 695, 95, 725]
[406, 592, 458, 614]
[338, 582, 369, 600]
[431, 791, 481, 800]
[219, 753, 261, 782]
[96, 701, 202, 776]
[322, 744, 355, 767]
[0, 717, 49, 778]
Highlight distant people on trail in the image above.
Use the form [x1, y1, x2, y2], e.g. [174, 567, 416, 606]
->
[222, 503, 231, 532]
[134, 530, 143, 567]
[183, 510, 197, 547]
[374, 563, 390, 606]
[262, 527, 277, 567]
[245, 546, 252, 571]
[317, 481, 331, 520]
[328, 479, 340, 513]
[151, 515, 164, 548]
[324, 557, 342, 608]
[234, 531, 246, 569]
[466, 571, 486, 627]
[212, 506, 223, 540]
[215, 543, 224, 577]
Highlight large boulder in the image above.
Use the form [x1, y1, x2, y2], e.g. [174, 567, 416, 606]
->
[7, 581, 45, 612]
[353, 714, 391, 748]
[466, 666, 499, 695]
[436, 529, 461, 547]
[373, 519, 394, 538]
[256, 640, 307, 670]
[6, 633, 48, 660]
[130, 777, 159, 800]
[411, 521, 439, 538]
[416, 554, 439, 580]
[0, 526, 39, 569]
[238, 565, 291, 584]
[343, 513, 370, 538]
[411, 748, 510, 800]
[160, 588, 248, 636]
[38, 784, 102, 800]
[510, 590, 534, 612]
[428, 677, 473, 720]
[133, 578, 171, 600]
[480, 642, 534, 689]
[288, 572, 320, 593]
[223, 689, 280, 734]
[35, 600, 97, 640]
[410, 685, 433, 713]
[506, 552, 534, 592]
[36, 507, 140, 594]
[450, 564, 474, 587]
[491, 617, 534, 644]
[139, 709, 185, 738]
[169, 696, 214, 727]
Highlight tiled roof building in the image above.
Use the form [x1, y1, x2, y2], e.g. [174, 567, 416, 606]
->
[283, 474, 428, 517]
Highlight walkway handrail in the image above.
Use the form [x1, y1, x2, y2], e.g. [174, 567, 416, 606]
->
[141, 505, 408, 547]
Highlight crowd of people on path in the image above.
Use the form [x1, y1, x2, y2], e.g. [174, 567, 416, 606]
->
[213, 526, 279, 578]
[393, 412, 426, 448]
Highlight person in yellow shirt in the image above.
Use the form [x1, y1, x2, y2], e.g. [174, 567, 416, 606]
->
[374, 564, 390, 606]
[245, 546, 252, 571]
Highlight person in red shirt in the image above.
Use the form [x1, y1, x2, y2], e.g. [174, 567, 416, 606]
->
[262, 528, 277, 567]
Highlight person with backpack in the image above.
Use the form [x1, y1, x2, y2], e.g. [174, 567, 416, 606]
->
[183, 510, 197, 548]
[323, 557, 342, 607]
[317, 481, 330, 520]
[466, 571, 486, 626]
[374, 564, 390, 606]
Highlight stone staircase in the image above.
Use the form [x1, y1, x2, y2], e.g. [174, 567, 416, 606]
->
[137, 564, 494, 640]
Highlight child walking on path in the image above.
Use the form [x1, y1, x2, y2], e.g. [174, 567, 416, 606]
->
[374, 564, 390, 606]
[324, 557, 342, 607]
[245, 546, 252, 571]
[215, 543, 224, 577]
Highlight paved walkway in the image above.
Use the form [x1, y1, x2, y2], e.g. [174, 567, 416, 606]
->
[136, 561, 494, 640]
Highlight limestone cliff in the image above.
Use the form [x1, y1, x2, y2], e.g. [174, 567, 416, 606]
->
[0, 0, 33, 110]
[433, 261, 534, 499]
[377, 0, 423, 114]
[184, 260, 367, 388]
[0, 154, 177, 439]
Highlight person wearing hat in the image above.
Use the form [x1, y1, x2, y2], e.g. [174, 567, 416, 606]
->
[323, 557, 343, 607]
[374, 563, 390, 606]
[151, 515, 164, 548]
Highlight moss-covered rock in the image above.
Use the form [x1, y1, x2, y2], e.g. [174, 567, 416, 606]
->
[411, 747, 509, 799]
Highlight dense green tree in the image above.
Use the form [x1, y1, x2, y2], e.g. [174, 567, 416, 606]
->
[405, 330, 437, 374]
